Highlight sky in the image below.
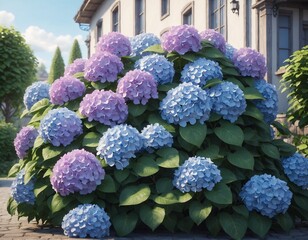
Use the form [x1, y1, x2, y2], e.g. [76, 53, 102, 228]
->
[0, 0, 88, 72]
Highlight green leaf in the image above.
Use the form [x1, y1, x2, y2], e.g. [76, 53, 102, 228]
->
[128, 103, 147, 117]
[82, 132, 101, 148]
[179, 123, 207, 147]
[32, 136, 44, 150]
[205, 183, 232, 205]
[219, 212, 247, 240]
[143, 44, 165, 54]
[7, 197, 17, 216]
[42, 145, 63, 160]
[156, 147, 180, 168]
[114, 169, 130, 183]
[133, 154, 159, 177]
[157, 83, 178, 92]
[248, 212, 272, 238]
[203, 78, 223, 88]
[112, 212, 138, 236]
[189, 201, 212, 225]
[214, 121, 244, 146]
[20, 108, 29, 118]
[139, 205, 165, 231]
[155, 178, 174, 194]
[7, 163, 20, 177]
[153, 191, 193, 205]
[220, 168, 238, 184]
[260, 143, 280, 160]
[196, 144, 221, 159]
[33, 182, 48, 198]
[29, 98, 50, 114]
[97, 175, 117, 193]
[148, 113, 176, 133]
[119, 184, 151, 206]
[294, 195, 308, 211]
[177, 217, 194, 233]
[276, 213, 294, 232]
[243, 87, 265, 100]
[222, 67, 240, 76]
[206, 215, 221, 236]
[243, 103, 264, 121]
[49, 194, 73, 214]
[227, 147, 254, 170]
[232, 205, 249, 218]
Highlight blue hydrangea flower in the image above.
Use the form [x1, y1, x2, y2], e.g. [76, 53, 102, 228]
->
[200, 29, 226, 53]
[173, 156, 222, 193]
[225, 43, 237, 60]
[141, 123, 173, 152]
[130, 33, 161, 57]
[209, 81, 247, 123]
[11, 169, 35, 204]
[253, 79, 278, 123]
[180, 58, 223, 87]
[282, 153, 308, 189]
[97, 124, 144, 170]
[62, 204, 111, 239]
[39, 107, 83, 147]
[23, 82, 50, 110]
[240, 174, 293, 218]
[160, 82, 212, 127]
[135, 54, 175, 85]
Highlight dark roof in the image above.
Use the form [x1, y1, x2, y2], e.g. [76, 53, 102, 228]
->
[74, 0, 104, 24]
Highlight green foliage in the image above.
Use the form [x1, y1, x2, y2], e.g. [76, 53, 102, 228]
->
[48, 46, 65, 83]
[68, 39, 82, 64]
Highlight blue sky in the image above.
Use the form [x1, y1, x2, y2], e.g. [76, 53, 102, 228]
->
[0, 0, 88, 72]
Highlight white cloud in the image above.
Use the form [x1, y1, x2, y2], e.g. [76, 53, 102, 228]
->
[0, 11, 15, 27]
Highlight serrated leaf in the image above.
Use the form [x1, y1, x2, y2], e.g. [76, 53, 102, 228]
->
[214, 121, 244, 146]
[140, 205, 165, 231]
[205, 183, 232, 205]
[156, 147, 180, 168]
[179, 123, 207, 147]
[189, 201, 212, 225]
[227, 147, 254, 170]
[119, 184, 151, 206]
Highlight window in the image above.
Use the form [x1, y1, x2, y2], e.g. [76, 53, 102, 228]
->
[161, 0, 170, 19]
[96, 19, 102, 43]
[277, 13, 292, 67]
[245, 0, 252, 47]
[209, 0, 226, 37]
[303, 23, 308, 47]
[112, 4, 119, 32]
[183, 7, 192, 25]
[135, 0, 145, 34]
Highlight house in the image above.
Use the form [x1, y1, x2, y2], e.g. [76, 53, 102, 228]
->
[74, 0, 308, 113]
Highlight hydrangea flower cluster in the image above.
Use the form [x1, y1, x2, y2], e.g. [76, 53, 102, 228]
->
[96, 32, 131, 57]
[51, 149, 105, 196]
[130, 33, 161, 57]
[161, 25, 201, 55]
[233, 47, 267, 79]
[49, 76, 86, 105]
[173, 156, 222, 193]
[84, 51, 123, 82]
[180, 58, 223, 87]
[39, 107, 83, 146]
[14, 126, 38, 159]
[135, 54, 175, 85]
[160, 82, 212, 127]
[253, 79, 278, 123]
[199, 29, 226, 53]
[116, 70, 158, 105]
[11, 169, 35, 204]
[282, 153, 308, 189]
[209, 81, 247, 123]
[23, 82, 50, 110]
[64, 58, 86, 76]
[240, 174, 293, 218]
[62, 204, 111, 238]
[79, 90, 128, 126]
[97, 124, 144, 170]
[225, 43, 236, 60]
[141, 123, 173, 152]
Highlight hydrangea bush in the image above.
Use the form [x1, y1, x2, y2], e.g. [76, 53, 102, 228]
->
[8, 26, 308, 240]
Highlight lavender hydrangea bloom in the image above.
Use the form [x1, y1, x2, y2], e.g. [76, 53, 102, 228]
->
[79, 90, 128, 126]
[173, 156, 222, 193]
[62, 204, 111, 238]
[253, 79, 278, 123]
[282, 153, 308, 189]
[23, 82, 50, 110]
[51, 149, 105, 196]
[135, 54, 175, 85]
[39, 107, 83, 147]
[130, 33, 161, 57]
[116, 70, 158, 105]
[209, 81, 247, 123]
[240, 174, 293, 218]
[84, 51, 123, 83]
[141, 123, 173, 152]
[233, 47, 267, 79]
[97, 124, 144, 170]
[160, 82, 212, 127]
[49, 76, 86, 105]
[64, 58, 86, 76]
[11, 169, 35, 204]
[96, 32, 131, 57]
[180, 58, 223, 87]
[14, 126, 38, 159]
[161, 25, 201, 55]
[225, 43, 237, 60]
[200, 29, 226, 53]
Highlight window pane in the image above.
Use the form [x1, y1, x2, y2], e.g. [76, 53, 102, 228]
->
[279, 16, 290, 28]
[112, 7, 118, 32]
[162, 0, 168, 16]
[183, 8, 192, 25]
[278, 49, 290, 66]
[96, 21, 102, 42]
[210, 0, 225, 37]
[220, 7, 224, 25]
[304, 27, 308, 45]
[279, 28, 289, 48]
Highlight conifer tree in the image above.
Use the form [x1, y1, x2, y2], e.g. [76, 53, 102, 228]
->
[48, 46, 65, 83]
[68, 39, 82, 64]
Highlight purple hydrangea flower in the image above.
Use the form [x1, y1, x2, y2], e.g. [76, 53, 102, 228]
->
[240, 174, 293, 218]
[160, 82, 212, 127]
[116, 70, 158, 105]
[79, 90, 128, 126]
[253, 79, 278, 123]
[225, 43, 237, 60]
[96, 32, 131, 57]
[233, 47, 267, 79]
[14, 126, 38, 159]
[161, 25, 201, 55]
[39, 107, 83, 147]
[84, 51, 123, 83]
[23, 82, 50, 110]
[130, 33, 161, 57]
[180, 58, 223, 87]
[11, 169, 35, 204]
[62, 204, 111, 238]
[173, 156, 222, 193]
[97, 124, 144, 170]
[135, 54, 175, 85]
[64, 58, 86, 76]
[49, 76, 86, 105]
[209, 81, 247, 123]
[200, 29, 226, 53]
[282, 153, 308, 189]
[51, 149, 105, 196]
